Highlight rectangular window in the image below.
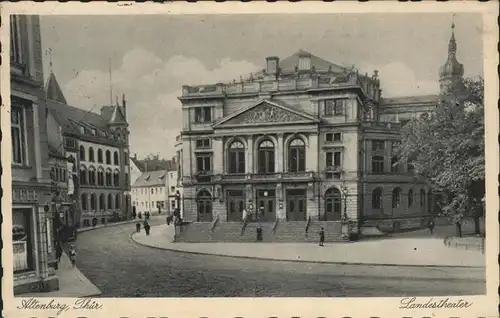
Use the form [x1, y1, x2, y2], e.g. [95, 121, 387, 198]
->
[13, 208, 34, 273]
[372, 156, 385, 173]
[196, 139, 211, 149]
[194, 107, 212, 123]
[372, 140, 385, 152]
[324, 99, 345, 116]
[11, 105, 26, 165]
[10, 16, 23, 65]
[325, 151, 342, 168]
[326, 132, 342, 143]
[196, 154, 212, 173]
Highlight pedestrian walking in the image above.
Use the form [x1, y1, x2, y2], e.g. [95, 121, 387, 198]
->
[319, 227, 325, 246]
[132, 209, 137, 220]
[136, 222, 141, 232]
[144, 220, 151, 235]
[56, 241, 63, 263]
[138, 212, 142, 219]
[69, 244, 77, 267]
[256, 223, 263, 242]
[428, 218, 435, 235]
[166, 214, 173, 225]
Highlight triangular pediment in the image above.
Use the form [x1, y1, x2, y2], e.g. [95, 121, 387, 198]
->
[214, 99, 319, 128]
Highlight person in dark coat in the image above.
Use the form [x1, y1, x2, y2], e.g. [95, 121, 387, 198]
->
[319, 227, 325, 246]
[138, 212, 142, 219]
[256, 223, 263, 242]
[144, 220, 151, 235]
[136, 222, 141, 232]
[132, 209, 137, 220]
[428, 218, 435, 235]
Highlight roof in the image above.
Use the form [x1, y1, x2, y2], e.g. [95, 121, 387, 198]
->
[109, 105, 127, 125]
[45, 72, 68, 104]
[130, 156, 145, 172]
[46, 99, 113, 137]
[380, 94, 439, 106]
[132, 170, 168, 187]
[279, 49, 347, 73]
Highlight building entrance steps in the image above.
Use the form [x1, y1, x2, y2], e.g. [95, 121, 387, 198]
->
[132, 224, 485, 268]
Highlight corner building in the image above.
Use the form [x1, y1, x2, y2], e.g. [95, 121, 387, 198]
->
[178, 26, 464, 238]
[45, 72, 132, 228]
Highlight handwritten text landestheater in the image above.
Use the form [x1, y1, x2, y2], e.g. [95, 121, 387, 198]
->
[400, 297, 473, 309]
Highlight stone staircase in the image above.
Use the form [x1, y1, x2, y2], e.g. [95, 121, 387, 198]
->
[174, 219, 344, 243]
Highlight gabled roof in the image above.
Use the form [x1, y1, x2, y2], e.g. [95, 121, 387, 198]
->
[109, 105, 127, 125]
[47, 99, 113, 137]
[130, 156, 145, 172]
[279, 49, 347, 73]
[213, 99, 320, 128]
[132, 170, 167, 187]
[45, 72, 68, 104]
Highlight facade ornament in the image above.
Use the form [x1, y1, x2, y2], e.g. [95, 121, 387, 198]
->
[226, 103, 304, 125]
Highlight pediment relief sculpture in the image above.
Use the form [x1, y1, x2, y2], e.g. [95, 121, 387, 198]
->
[225, 103, 307, 125]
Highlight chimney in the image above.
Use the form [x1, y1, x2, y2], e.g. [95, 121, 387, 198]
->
[298, 52, 311, 70]
[266, 56, 280, 76]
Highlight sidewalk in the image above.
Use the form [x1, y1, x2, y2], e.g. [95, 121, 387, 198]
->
[131, 224, 485, 268]
[21, 251, 101, 297]
[78, 214, 164, 233]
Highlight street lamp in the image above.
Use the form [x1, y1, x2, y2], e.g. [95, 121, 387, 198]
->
[340, 185, 349, 222]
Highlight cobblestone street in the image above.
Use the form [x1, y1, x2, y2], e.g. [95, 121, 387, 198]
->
[74, 219, 485, 297]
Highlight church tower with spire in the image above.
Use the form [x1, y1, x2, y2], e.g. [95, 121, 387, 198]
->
[439, 18, 465, 95]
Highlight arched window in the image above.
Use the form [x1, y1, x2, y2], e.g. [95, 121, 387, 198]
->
[392, 187, 402, 209]
[114, 170, 120, 187]
[97, 168, 104, 186]
[79, 166, 88, 185]
[81, 193, 88, 211]
[90, 193, 97, 211]
[228, 140, 245, 174]
[420, 189, 426, 207]
[197, 189, 213, 222]
[108, 194, 113, 210]
[324, 187, 342, 221]
[408, 189, 414, 207]
[372, 187, 383, 209]
[257, 139, 275, 174]
[106, 150, 111, 165]
[97, 149, 103, 163]
[114, 151, 119, 165]
[288, 138, 306, 172]
[79, 146, 86, 161]
[89, 147, 95, 162]
[88, 166, 96, 185]
[115, 194, 121, 209]
[106, 168, 112, 186]
[99, 194, 105, 210]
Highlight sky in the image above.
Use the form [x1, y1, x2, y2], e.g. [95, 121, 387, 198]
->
[40, 13, 483, 159]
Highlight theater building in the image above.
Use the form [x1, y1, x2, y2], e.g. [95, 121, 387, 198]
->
[45, 72, 132, 228]
[177, 24, 462, 239]
[10, 14, 59, 294]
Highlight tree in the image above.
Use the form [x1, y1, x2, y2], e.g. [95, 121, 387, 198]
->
[397, 77, 484, 235]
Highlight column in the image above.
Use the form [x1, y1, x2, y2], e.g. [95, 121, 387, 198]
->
[306, 133, 318, 172]
[32, 103, 42, 180]
[276, 134, 284, 172]
[276, 183, 285, 220]
[212, 137, 223, 174]
[246, 136, 254, 174]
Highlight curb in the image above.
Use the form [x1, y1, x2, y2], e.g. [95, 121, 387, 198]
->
[77, 219, 139, 233]
[130, 232, 484, 269]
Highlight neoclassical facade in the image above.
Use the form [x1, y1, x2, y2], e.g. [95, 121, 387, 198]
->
[177, 24, 464, 233]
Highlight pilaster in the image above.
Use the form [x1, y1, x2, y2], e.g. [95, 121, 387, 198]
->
[306, 133, 318, 172]
[246, 136, 254, 174]
[276, 134, 284, 172]
[213, 137, 223, 174]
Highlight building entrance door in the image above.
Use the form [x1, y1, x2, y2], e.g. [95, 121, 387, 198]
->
[227, 190, 245, 221]
[256, 189, 276, 222]
[286, 189, 307, 221]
